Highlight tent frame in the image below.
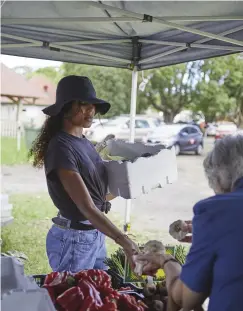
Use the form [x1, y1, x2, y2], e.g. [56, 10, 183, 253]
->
[2, 1, 243, 232]
[2, 22, 243, 67]
[2, 1, 243, 67]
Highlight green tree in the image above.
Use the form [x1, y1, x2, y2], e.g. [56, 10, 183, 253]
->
[223, 55, 243, 126]
[191, 55, 243, 125]
[14, 66, 62, 84]
[32, 66, 63, 84]
[62, 63, 150, 117]
[139, 63, 196, 122]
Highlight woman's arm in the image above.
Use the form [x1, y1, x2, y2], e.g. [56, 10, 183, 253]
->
[57, 169, 137, 257]
[135, 254, 207, 310]
[163, 259, 206, 310]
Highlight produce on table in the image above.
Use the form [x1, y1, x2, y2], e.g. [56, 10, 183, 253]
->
[133, 241, 165, 276]
[43, 271, 76, 303]
[174, 245, 187, 265]
[57, 287, 84, 311]
[95, 140, 125, 162]
[42, 269, 148, 311]
[96, 138, 153, 163]
[104, 248, 126, 277]
[142, 281, 168, 311]
[169, 220, 189, 241]
[104, 248, 145, 286]
[103, 246, 190, 310]
[150, 300, 164, 311]
[105, 245, 187, 285]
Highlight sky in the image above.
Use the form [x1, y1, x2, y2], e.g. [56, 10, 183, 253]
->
[1, 54, 61, 69]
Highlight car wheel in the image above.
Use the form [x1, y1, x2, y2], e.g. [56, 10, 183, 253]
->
[195, 144, 203, 155]
[174, 144, 180, 156]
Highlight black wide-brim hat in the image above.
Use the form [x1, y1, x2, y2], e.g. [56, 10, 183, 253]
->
[42, 75, 111, 116]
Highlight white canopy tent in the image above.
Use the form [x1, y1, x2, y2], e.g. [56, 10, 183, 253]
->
[2, 1, 243, 231]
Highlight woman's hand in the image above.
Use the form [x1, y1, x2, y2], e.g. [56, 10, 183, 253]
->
[179, 235, 192, 243]
[179, 220, 192, 243]
[182, 220, 192, 233]
[135, 253, 172, 276]
[119, 236, 139, 269]
[169, 219, 193, 243]
[114, 234, 139, 269]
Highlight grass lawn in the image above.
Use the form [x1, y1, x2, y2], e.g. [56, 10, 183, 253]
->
[1, 137, 29, 165]
[2, 193, 166, 275]
[1, 137, 97, 166]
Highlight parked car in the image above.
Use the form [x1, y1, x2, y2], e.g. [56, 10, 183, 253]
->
[85, 115, 163, 143]
[83, 118, 108, 135]
[205, 122, 218, 136]
[143, 124, 204, 155]
[215, 122, 238, 140]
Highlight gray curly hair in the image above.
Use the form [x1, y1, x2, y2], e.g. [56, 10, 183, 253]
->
[203, 134, 243, 193]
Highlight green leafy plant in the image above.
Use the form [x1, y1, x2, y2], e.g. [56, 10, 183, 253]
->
[174, 245, 188, 265]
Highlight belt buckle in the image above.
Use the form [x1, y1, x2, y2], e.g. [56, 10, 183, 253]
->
[53, 216, 71, 229]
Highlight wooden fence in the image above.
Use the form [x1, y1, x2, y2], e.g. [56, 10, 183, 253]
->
[1, 120, 18, 137]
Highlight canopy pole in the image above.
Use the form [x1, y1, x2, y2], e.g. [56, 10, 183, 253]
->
[16, 99, 22, 152]
[124, 67, 138, 233]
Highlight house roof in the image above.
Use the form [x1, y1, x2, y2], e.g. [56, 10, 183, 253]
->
[1, 63, 45, 101]
[28, 75, 56, 106]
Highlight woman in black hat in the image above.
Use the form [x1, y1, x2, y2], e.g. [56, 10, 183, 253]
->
[29, 76, 138, 272]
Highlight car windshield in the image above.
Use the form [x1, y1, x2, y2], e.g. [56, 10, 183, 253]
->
[218, 124, 237, 131]
[152, 125, 182, 136]
[103, 118, 127, 127]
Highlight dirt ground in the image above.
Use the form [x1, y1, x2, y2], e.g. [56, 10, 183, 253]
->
[2, 138, 214, 242]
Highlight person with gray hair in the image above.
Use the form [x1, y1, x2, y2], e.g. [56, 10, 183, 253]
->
[136, 134, 243, 311]
[204, 134, 243, 194]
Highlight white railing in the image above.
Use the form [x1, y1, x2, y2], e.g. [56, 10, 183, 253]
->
[1, 120, 18, 137]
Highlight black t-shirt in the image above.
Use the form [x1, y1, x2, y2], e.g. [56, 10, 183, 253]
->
[44, 131, 108, 221]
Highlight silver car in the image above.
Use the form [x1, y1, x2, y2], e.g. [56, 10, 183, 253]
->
[85, 115, 163, 143]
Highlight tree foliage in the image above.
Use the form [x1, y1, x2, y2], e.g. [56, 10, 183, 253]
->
[139, 63, 198, 122]
[22, 54, 243, 125]
[61, 63, 132, 118]
[191, 56, 242, 124]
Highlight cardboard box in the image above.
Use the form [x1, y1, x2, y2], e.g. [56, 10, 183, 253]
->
[103, 140, 178, 199]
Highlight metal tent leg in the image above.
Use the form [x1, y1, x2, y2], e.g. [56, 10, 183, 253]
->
[124, 68, 138, 233]
[16, 100, 23, 152]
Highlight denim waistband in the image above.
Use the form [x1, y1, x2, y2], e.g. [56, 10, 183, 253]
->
[58, 213, 92, 225]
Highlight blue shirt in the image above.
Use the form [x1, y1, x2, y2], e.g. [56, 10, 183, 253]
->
[44, 131, 108, 221]
[180, 177, 243, 311]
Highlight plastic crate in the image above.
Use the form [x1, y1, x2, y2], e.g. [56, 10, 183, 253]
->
[1, 257, 38, 294]
[108, 269, 143, 293]
[32, 274, 46, 287]
[2, 288, 56, 311]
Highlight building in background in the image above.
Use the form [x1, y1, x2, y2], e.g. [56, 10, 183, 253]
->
[27, 75, 56, 128]
[1, 64, 56, 137]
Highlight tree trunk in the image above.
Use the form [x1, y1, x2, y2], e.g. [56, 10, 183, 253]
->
[163, 112, 174, 123]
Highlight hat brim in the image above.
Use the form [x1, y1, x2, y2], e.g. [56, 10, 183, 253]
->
[42, 98, 111, 116]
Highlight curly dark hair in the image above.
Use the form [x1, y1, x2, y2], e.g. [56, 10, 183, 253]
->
[29, 103, 73, 168]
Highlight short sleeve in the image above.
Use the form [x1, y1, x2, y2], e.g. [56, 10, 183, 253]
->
[45, 140, 79, 180]
[180, 201, 215, 293]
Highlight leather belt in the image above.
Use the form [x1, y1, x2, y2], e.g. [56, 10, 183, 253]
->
[52, 216, 95, 231]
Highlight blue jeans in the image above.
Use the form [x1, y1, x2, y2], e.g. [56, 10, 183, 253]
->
[46, 225, 107, 273]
